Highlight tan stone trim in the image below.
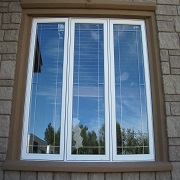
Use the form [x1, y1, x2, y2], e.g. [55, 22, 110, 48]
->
[2, 161, 172, 172]
[21, 0, 156, 11]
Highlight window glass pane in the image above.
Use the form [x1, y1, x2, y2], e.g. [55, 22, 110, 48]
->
[72, 23, 105, 155]
[27, 23, 65, 154]
[114, 25, 149, 155]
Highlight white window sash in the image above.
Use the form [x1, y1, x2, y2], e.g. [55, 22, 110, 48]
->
[66, 18, 110, 161]
[21, 18, 69, 161]
[109, 19, 155, 161]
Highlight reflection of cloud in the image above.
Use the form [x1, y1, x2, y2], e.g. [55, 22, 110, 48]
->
[91, 31, 99, 41]
[116, 96, 148, 132]
[121, 72, 129, 81]
[73, 118, 80, 126]
[73, 86, 103, 97]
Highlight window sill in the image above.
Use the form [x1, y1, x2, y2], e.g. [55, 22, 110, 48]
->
[2, 160, 172, 172]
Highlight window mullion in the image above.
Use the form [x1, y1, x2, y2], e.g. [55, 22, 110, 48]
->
[109, 20, 117, 161]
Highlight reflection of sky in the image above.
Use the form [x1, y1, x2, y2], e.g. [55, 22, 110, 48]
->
[28, 23, 65, 141]
[73, 24, 104, 135]
[27, 22, 149, 145]
[114, 24, 148, 133]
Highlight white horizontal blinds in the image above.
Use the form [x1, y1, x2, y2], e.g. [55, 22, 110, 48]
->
[113, 24, 149, 155]
[72, 23, 105, 155]
[27, 23, 65, 155]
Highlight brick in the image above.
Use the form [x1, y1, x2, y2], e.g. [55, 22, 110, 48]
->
[175, 16, 180, 32]
[165, 102, 171, 115]
[2, 54, 16, 61]
[38, 172, 53, 180]
[169, 50, 180, 55]
[161, 62, 170, 74]
[163, 75, 180, 94]
[123, 173, 139, 180]
[0, 115, 10, 137]
[0, 87, 13, 100]
[133, 0, 156, 2]
[171, 69, 180, 74]
[0, 153, 6, 161]
[169, 138, 180, 145]
[0, 7, 8, 13]
[0, 42, 17, 53]
[178, 7, 180, 15]
[11, 13, 21, 24]
[170, 56, 180, 68]
[4, 30, 19, 41]
[157, 0, 179, 4]
[165, 95, 180, 101]
[2, 24, 20, 30]
[0, 30, 4, 41]
[0, 101, 11, 114]
[3, 14, 11, 24]
[89, 173, 104, 180]
[160, 50, 169, 61]
[71, 173, 88, 180]
[167, 116, 180, 137]
[54, 173, 70, 180]
[156, 15, 175, 21]
[157, 21, 174, 32]
[9, 2, 21, 12]
[5, 171, 20, 180]
[0, 14, 2, 26]
[105, 173, 122, 180]
[21, 172, 36, 180]
[159, 33, 179, 49]
[156, 172, 171, 180]
[0, 2, 8, 7]
[169, 146, 180, 161]
[156, 5, 177, 15]
[0, 61, 16, 79]
[0, 80, 14, 86]
[140, 172, 155, 180]
[171, 102, 180, 115]
[172, 163, 180, 180]
[0, 163, 3, 179]
[0, 138, 8, 153]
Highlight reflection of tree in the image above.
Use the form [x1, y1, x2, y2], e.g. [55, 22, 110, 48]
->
[44, 123, 60, 154]
[116, 122, 149, 154]
[72, 122, 149, 155]
[44, 122, 149, 155]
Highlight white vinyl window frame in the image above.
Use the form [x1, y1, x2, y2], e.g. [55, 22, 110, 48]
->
[109, 20, 155, 162]
[66, 19, 110, 161]
[21, 18, 155, 162]
[21, 18, 69, 161]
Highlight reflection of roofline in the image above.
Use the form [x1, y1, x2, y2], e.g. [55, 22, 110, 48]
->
[29, 133, 46, 145]
[34, 36, 43, 73]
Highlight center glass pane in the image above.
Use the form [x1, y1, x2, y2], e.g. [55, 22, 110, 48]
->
[72, 23, 105, 155]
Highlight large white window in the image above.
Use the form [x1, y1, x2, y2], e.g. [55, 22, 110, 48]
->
[21, 18, 154, 162]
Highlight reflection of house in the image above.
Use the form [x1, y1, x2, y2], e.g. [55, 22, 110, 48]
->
[27, 133, 47, 154]
[34, 37, 43, 73]
[27, 134, 56, 154]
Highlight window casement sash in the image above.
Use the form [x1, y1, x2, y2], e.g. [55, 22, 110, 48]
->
[21, 18, 155, 162]
[66, 19, 110, 161]
[109, 20, 154, 161]
[21, 18, 69, 161]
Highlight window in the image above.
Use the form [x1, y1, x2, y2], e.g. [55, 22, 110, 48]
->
[21, 18, 154, 162]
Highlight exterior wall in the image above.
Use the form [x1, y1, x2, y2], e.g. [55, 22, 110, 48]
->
[0, 0, 179, 179]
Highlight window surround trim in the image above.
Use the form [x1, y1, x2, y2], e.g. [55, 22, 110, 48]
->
[2, 0, 172, 172]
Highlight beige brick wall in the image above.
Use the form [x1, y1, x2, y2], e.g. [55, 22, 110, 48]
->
[0, 0, 180, 179]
